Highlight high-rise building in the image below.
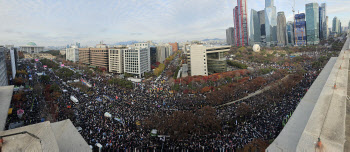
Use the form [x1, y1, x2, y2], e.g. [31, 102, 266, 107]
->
[265, 0, 277, 46]
[319, 3, 326, 40]
[277, 12, 287, 46]
[306, 3, 320, 45]
[233, 0, 248, 46]
[226, 27, 235, 45]
[237, 0, 249, 46]
[250, 9, 261, 45]
[295, 13, 307, 45]
[78, 48, 90, 65]
[324, 16, 329, 40]
[79, 45, 109, 70]
[0, 47, 8, 86]
[66, 45, 79, 62]
[233, 6, 240, 46]
[124, 43, 151, 77]
[339, 21, 342, 34]
[108, 47, 126, 73]
[332, 17, 340, 34]
[286, 21, 295, 46]
[258, 10, 266, 45]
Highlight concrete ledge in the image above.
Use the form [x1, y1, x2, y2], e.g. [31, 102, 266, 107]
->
[267, 36, 350, 152]
[266, 57, 337, 152]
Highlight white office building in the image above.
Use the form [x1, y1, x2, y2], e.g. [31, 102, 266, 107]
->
[124, 43, 151, 77]
[66, 45, 79, 62]
[19, 42, 44, 54]
[108, 48, 125, 73]
[190, 45, 207, 76]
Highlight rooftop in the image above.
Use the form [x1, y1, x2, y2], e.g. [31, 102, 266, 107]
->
[0, 85, 14, 131]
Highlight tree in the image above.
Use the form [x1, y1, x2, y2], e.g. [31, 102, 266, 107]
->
[33, 84, 42, 95]
[13, 78, 24, 86]
[236, 102, 252, 117]
[40, 75, 50, 83]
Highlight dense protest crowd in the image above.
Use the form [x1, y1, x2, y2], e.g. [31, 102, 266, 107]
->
[5, 45, 341, 151]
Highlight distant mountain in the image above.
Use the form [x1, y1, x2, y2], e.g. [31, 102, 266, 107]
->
[201, 38, 223, 41]
[113, 40, 139, 45]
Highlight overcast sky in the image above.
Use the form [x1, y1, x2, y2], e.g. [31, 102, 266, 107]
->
[0, 0, 349, 46]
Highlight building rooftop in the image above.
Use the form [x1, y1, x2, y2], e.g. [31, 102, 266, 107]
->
[0, 120, 91, 152]
[0, 85, 14, 131]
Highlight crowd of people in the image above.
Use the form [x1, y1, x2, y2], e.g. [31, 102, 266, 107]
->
[5, 46, 340, 151]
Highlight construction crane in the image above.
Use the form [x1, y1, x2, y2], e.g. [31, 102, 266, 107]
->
[292, 0, 298, 46]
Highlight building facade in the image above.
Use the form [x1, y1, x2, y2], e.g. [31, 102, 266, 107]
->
[250, 9, 261, 45]
[78, 48, 90, 65]
[332, 17, 340, 34]
[306, 3, 320, 45]
[233, 6, 240, 46]
[226, 27, 235, 45]
[19, 42, 44, 54]
[108, 48, 125, 73]
[124, 43, 151, 77]
[237, 0, 249, 46]
[295, 13, 307, 45]
[286, 21, 295, 46]
[319, 3, 326, 40]
[169, 42, 178, 52]
[90, 48, 108, 69]
[258, 10, 266, 45]
[265, 0, 277, 46]
[0, 47, 8, 86]
[66, 45, 79, 62]
[277, 12, 287, 46]
[190, 45, 207, 76]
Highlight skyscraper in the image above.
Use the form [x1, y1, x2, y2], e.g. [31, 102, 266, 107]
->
[237, 0, 249, 46]
[226, 27, 235, 45]
[277, 12, 287, 46]
[258, 10, 266, 45]
[295, 13, 307, 45]
[265, 0, 277, 46]
[306, 3, 320, 45]
[0, 47, 8, 86]
[233, 6, 240, 46]
[332, 17, 340, 34]
[324, 16, 329, 40]
[233, 0, 248, 46]
[319, 3, 326, 40]
[250, 9, 261, 45]
[339, 21, 342, 34]
[286, 21, 295, 45]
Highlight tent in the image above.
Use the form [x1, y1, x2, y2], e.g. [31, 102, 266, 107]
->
[104, 112, 112, 118]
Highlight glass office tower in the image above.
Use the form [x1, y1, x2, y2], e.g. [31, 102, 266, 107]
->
[306, 3, 319, 45]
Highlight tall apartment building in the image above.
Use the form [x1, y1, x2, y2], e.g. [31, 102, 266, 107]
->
[226, 27, 235, 45]
[250, 9, 261, 45]
[277, 12, 287, 46]
[258, 10, 266, 45]
[319, 3, 327, 40]
[66, 45, 79, 62]
[265, 0, 277, 46]
[295, 13, 307, 45]
[124, 43, 151, 77]
[233, 0, 248, 46]
[108, 47, 126, 73]
[156, 45, 172, 63]
[0, 47, 8, 86]
[306, 3, 320, 45]
[286, 21, 295, 46]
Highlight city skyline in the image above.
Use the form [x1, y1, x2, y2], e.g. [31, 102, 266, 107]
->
[0, 0, 349, 46]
